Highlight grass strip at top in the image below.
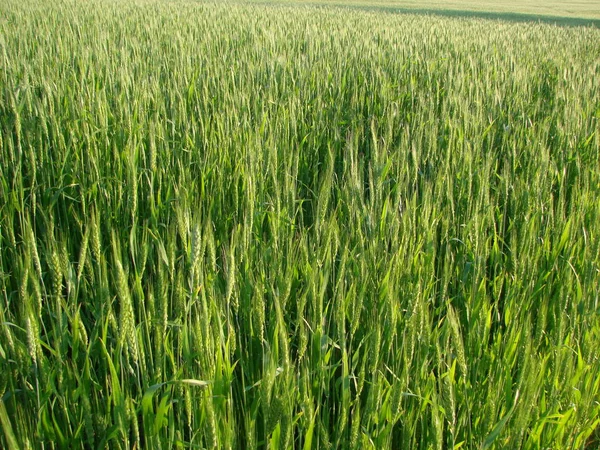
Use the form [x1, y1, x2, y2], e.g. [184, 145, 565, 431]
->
[247, 0, 600, 27]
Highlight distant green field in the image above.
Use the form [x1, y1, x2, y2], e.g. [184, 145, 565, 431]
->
[250, 0, 600, 27]
[1, 0, 600, 449]
[257, 0, 600, 19]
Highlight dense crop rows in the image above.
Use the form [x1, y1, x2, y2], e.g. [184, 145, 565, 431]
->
[1, 0, 600, 448]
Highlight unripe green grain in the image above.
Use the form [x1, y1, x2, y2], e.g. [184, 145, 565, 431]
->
[204, 391, 218, 449]
[184, 387, 193, 431]
[447, 304, 468, 378]
[25, 224, 42, 282]
[149, 124, 157, 174]
[128, 398, 141, 449]
[206, 221, 217, 273]
[225, 244, 236, 312]
[113, 235, 138, 366]
[25, 313, 37, 367]
[11, 96, 22, 155]
[49, 249, 62, 303]
[30, 275, 42, 316]
[168, 226, 177, 283]
[77, 225, 90, 283]
[26, 145, 36, 217]
[77, 309, 88, 349]
[2, 2, 600, 447]
[191, 223, 202, 272]
[82, 394, 95, 447]
[19, 263, 29, 309]
[90, 210, 102, 264]
[349, 403, 361, 450]
[130, 164, 138, 225]
[253, 281, 265, 345]
[59, 241, 72, 299]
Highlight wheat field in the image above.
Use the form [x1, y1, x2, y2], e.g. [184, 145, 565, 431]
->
[1, 0, 599, 448]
